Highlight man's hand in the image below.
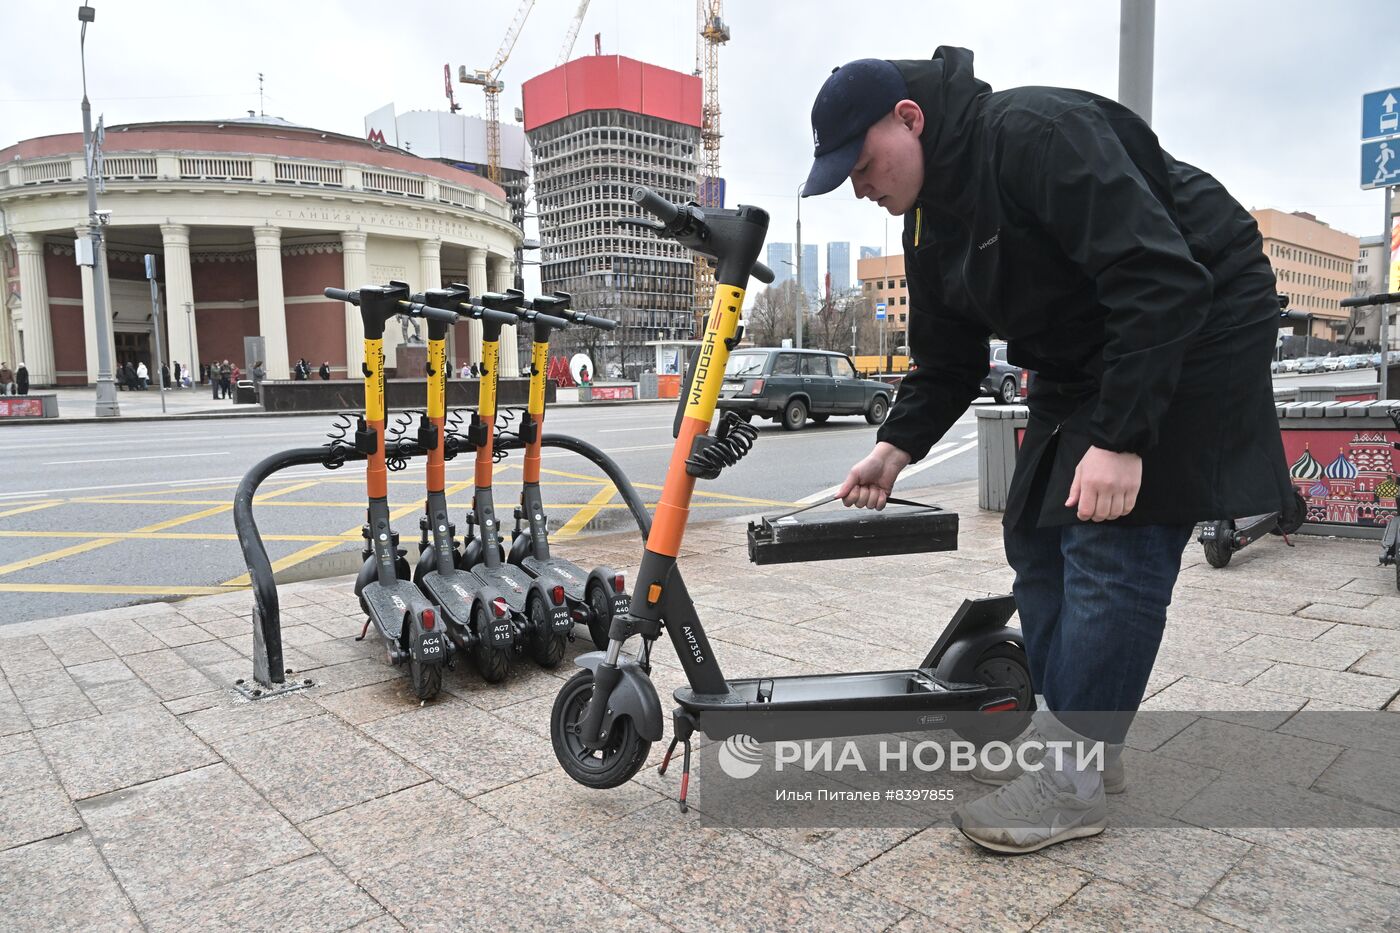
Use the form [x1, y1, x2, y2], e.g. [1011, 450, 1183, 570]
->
[837, 442, 912, 510]
[1066, 446, 1142, 522]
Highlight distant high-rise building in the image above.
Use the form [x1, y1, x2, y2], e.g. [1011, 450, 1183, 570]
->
[859, 246, 881, 260]
[801, 243, 818, 297]
[768, 243, 794, 286]
[827, 242, 851, 293]
[523, 56, 702, 368]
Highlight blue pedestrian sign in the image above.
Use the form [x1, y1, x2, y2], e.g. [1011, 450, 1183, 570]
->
[875, 302, 887, 320]
[1362, 138, 1400, 189]
[1362, 87, 1400, 140]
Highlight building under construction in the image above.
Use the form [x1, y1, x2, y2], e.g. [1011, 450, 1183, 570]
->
[522, 55, 701, 375]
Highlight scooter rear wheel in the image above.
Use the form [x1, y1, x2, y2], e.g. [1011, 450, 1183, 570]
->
[528, 595, 567, 668]
[1204, 539, 1233, 568]
[954, 643, 1033, 744]
[552, 669, 651, 789]
[471, 605, 511, 683]
[409, 657, 442, 700]
[586, 581, 613, 651]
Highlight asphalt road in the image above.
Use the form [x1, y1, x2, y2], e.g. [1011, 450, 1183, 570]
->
[0, 401, 987, 625]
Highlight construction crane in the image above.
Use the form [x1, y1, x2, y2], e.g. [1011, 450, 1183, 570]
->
[460, 0, 536, 183]
[693, 0, 729, 332]
[557, 0, 592, 65]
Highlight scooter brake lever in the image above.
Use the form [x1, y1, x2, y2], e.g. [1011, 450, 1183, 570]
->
[617, 217, 668, 234]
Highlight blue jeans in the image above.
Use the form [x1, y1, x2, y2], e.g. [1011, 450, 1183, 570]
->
[1003, 521, 1193, 743]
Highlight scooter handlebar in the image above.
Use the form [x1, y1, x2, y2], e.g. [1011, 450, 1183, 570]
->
[1341, 291, 1400, 308]
[569, 311, 617, 331]
[631, 185, 776, 286]
[393, 299, 460, 326]
[633, 185, 681, 225]
[324, 287, 359, 305]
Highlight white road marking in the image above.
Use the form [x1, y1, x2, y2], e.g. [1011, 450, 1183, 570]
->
[795, 440, 966, 503]
[900, 440, 978, 479]
[43, 452, 230, 466]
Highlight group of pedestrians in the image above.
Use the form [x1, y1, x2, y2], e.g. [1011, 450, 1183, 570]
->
[0, 362, 28, 396]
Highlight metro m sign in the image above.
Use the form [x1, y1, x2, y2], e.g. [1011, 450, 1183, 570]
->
[367, 128, 387, 146]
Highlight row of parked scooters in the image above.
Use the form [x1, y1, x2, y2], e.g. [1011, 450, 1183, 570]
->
[323, 282, 630, 700]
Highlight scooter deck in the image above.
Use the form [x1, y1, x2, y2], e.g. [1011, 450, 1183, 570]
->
[675, 668, 1002, 713]
[361, 578, 432, 641]
[519, 555, 588, 601]
[419, 569, 483, 624]
[469, 563, 534, 613]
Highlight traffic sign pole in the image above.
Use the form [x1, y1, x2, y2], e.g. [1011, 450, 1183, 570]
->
[1382, 188, 1392, 392]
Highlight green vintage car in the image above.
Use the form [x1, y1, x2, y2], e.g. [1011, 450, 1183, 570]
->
[717, 348, 892, 431]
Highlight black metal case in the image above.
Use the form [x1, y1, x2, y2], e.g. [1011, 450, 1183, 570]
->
[746, 497, 958, 565]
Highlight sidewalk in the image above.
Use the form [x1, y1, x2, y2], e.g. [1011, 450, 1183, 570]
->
[2, 480, 1398, 931]
[3, 385, 671, 426]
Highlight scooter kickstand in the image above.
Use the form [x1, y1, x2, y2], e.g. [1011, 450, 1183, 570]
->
[354, 619, 371, 642]
[658, 736, 682, 776]
[659, 710, 696, 813]
[659, 735, 693, 811]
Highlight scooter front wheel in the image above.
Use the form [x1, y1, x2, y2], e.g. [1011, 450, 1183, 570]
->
[552, 669, 651, 789]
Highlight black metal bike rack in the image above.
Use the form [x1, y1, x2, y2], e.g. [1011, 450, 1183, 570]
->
[233, 413, 652, 691]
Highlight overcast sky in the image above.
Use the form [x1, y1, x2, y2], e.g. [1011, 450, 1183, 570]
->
[3, 0, 1394, 291]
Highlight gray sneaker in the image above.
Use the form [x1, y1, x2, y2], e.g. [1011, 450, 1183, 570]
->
[953, 768, 1107, 855]
[969, 727, 1126, 793]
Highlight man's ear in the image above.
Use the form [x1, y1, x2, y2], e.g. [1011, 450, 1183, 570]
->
[893, 99, 924, 135]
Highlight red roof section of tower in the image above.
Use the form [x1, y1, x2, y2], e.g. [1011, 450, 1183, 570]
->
[522, 56, 701, 131]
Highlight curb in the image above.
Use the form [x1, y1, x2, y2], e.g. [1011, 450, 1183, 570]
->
[0, 396, 679, 427]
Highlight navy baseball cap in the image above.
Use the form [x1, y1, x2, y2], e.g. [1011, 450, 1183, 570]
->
[803, 59, 909, 197]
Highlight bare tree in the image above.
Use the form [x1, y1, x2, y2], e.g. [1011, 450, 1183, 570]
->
[744, 280, 803, 346]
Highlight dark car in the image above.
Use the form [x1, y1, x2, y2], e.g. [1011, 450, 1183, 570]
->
[982, 342, 1029, 404]
[718, 348, 893, 430]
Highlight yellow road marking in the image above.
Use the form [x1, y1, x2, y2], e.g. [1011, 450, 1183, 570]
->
[0, 500, 64, 519]
[0, 530, 359, 542]
[0, 482, 317, 578]
[555, 485, 616, 539]
[0, 583, 233, 596]
[218, 478, 476, 587]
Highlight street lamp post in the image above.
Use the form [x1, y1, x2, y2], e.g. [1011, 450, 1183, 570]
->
[795, 182, 804, 348]
[184, 301, 195, 385]
[79, 4, 119, 416]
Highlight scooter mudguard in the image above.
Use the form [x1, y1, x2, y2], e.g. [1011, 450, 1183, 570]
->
[572, 651, 664, 742]
[475, 586, 516, 648]
[532, 582, 573, 633]
[588, 567, 630, 617]
[410, 618, 447, 665]
[932, 625, 1027, 687]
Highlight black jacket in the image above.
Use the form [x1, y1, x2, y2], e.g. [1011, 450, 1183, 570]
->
[877, 47, 1294, 528]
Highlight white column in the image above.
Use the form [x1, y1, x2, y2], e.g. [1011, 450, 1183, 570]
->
[341, 231, 368, 379]
[13, 233, 55, 386]
[0, 292, 12, 369]
[418, 237, 448, 367]
[490, 253, 519, 376]
[76, 225, 99, 383]
[253, 225, 290, 379]
[160, 224, 197, 382]
[466, 247, 487, 366]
